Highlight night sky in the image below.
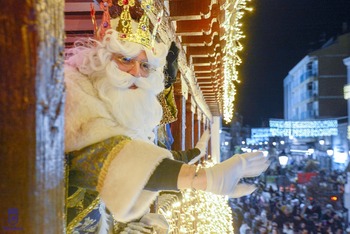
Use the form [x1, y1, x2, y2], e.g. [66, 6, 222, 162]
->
[234, 0, 350, 127]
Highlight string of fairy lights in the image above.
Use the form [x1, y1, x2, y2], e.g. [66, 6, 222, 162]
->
[157, 162, 234, 234]
[221, 0, 252, 122]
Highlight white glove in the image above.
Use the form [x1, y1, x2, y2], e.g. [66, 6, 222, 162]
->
[204, 151, 269, 196]
[140, 213, 169, 234]
[189, 129, 211, 165]
[229, 183, 258, 198]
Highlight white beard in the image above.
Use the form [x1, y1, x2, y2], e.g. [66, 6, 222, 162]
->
[91, 61, 163, 141]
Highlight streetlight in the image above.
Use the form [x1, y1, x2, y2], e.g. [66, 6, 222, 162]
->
[307, 147, 315, 159]
[279, 156, 289, 168]
[278, 150, 289, 200]
[326, 148, 334, 172]
[307, 148, 315, 155]
[278, 153, 289, 168]
[326, 148, 334, 156]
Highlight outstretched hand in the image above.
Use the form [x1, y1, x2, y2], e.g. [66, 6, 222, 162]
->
[204, 151, 269, 196]
[239, 151, 270, 177]
[164, 41, 180, 88]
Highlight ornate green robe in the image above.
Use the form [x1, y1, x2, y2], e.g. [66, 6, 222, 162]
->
[66, 136, 173, 233]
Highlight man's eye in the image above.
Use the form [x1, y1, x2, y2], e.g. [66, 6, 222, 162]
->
[140, 62, 151, 70]
[120, 57, 132, 63]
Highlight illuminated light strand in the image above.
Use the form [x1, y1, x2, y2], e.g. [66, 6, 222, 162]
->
[157, 162, 234, 233]
[221, 0, 251, 122]
[248, 120, 339, 138]
[269, 119, 338, 129]
[269, 120, 338, 137]
[269, 128, 338, 137]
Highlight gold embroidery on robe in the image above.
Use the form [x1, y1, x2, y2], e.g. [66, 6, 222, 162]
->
[66, 136, 131, 232]
[158, 86, 178, 125]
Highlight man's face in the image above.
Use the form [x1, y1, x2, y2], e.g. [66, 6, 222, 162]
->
[104, 49, 164, 95]
[111, 51, 156, 89]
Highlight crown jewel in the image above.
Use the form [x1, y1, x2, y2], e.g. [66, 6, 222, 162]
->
[91, 0, 162, 51]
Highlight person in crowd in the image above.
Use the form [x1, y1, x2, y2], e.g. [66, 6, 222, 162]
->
[240, 218, 252, 234]
[64, 0, 270, 233]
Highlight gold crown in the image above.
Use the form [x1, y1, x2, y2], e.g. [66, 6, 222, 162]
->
[91, 0, 162, 51]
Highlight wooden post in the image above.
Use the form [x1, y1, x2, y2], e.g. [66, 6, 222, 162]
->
[194, 110, 199, 145]
[0, 1, 65, 233]
[201, 114, 205, 137]
[185, 96, 194, 150]
[206, 118, 212, 159]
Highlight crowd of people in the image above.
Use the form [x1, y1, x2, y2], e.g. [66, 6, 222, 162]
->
[230, 170, 348, 234]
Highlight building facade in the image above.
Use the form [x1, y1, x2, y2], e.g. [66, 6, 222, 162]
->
[284, 33, 350, 121]
[282, 33, 350, 169]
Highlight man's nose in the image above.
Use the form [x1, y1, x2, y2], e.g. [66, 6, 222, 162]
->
[128, 62, 141, 77]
